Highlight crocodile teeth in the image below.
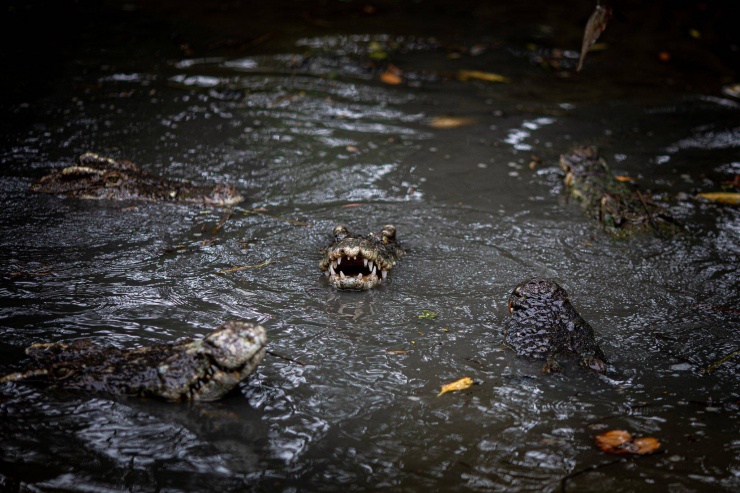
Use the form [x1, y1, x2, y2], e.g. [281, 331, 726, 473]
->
[336, 257, 342, 266]
[381, 270, 387, 281]
[371, 265, 377, 276]
[368, 261, 374, 271]
[329, 265, 336, 276]
[363, 258, 368, 267]
[339, 271, 346, 279]
[356, 273, 363, 280]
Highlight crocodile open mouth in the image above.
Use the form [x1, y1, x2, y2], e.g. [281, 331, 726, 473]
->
[323, 249, 389, 290]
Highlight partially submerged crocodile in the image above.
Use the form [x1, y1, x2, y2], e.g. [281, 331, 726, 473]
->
[31, 152, 243, 206]
[504, 278, 607, 374]
[560, 146, 680, 238]
[0, 321, 266, 401]
[319, 224, 404, 290]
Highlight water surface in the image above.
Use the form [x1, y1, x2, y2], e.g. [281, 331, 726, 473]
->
[1, 1, 738, 491]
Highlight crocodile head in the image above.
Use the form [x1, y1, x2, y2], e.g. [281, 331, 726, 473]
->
[1, 321, 267, 402]
[319, 224, 404, 290]
[508, 277, 568, 315]
[505, 278, 606, 374]
[31, 153, 243, 206]
[159, 321, 267, 401]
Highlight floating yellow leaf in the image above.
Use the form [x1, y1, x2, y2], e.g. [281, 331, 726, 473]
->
[428, 116, 477, 129]
[458, 70, 511, 83]
[696, 192, 740, 204]
[437, 376, 474, 397]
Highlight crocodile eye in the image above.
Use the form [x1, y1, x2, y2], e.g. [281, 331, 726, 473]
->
[381, 225, 396, 244]
[333, 225, 349, 241]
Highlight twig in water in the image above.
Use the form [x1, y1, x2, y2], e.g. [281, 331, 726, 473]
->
[560, 458, 625, 492]
[266, 350, 305, 366]
[704, 349, 740, 375]
[212, 210, 233, 235]
[636, 190, 664, 239]
[216, 256, 287, 274]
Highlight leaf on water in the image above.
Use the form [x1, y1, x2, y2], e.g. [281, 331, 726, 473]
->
[428, 116, 477, 129]
[458, 70, 511, 83]
[437, 376, 474, 397]
[386, 349, 409, 355]
[615, 175, 635, 183]
[577, 3, 612, 72]
[380, 71, 402, 85]
[632, 437, 661, 454]
[418, 310, 438, 319]
[722, 83, 740, 98]
[595, 430, 661, 455]
[695, 192, 740, 205]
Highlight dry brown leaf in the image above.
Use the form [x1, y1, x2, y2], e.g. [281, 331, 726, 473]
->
[696, 192, 740, 205]
[615, 175, 635, 183]
[632, 437, 661, 454]
[437, 376, 474, 397]
[595, 430, 661, 455]
[458, 70, 511, 83]
[577, 3, 611, 72]
[380, 71, 403, 85]
[428, 116, 477, 129]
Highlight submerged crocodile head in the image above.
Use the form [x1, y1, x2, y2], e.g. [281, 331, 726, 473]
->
[559, 146, 680, 238]
[30, 153, 243, 206]
[1, 321, 267, 402]
[162, 321, 268, 401]
[319, 224, 404, 290]
[504, 278, 607, 374]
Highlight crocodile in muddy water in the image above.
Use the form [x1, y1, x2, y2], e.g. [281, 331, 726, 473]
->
[319, 224, 404, 290]
[31, 153, 244, 206]
[0, 321, 266, 401]
[504, 278, 607, 374]
[560, 146, 680, 238]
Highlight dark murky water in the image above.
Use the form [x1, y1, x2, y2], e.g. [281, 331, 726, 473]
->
[1, 1, 738, 491]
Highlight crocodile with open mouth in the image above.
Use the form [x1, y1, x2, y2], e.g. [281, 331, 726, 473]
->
[0, 321, 266, 401]
[31, 152, 244, 206]
[504, 278, 607, 374]
[560, 146, 680, 238]
[319, 224, 404, 290]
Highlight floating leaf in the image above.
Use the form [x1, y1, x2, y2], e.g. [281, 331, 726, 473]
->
[458, 70, 511, 83]
[696, 192, 740, 205]
[577, 3, 611, 72]
[380, 71, 402, 85]
[428, 116, 477, 129]
[595, 430, 661, 455]
[418, 310, 438, 319]
[722, 83, 740, 98]
[615, 175, 635, 183]
[437, 377, 474, 396]
[632, 437, 661, 454]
